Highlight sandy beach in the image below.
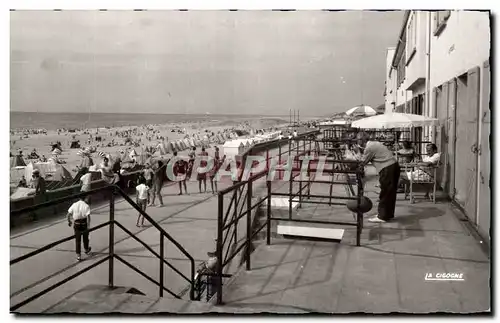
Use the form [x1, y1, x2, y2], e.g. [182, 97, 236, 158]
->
[10, 115, 292, 186]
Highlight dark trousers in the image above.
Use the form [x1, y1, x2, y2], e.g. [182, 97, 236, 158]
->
[74, 220, 90, 255]
[378, 162, 400, 220]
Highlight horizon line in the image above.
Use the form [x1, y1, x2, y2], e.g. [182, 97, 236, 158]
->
[10, 110, 326, 117]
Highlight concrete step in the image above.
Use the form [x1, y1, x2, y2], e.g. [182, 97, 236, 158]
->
[41, 283, 272, 313]
[277, 223, 344, 241]
[265, 197, 300, 210]
[43, 284, 209, 313]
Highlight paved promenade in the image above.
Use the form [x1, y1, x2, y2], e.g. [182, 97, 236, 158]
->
[10, 165, 490, 313]
[219, 168, 491, 313]
[10, 178, 236, 312]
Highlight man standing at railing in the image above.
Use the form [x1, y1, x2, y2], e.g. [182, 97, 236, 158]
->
[67, 197, 92, 261]
[357, 132, 400, 223]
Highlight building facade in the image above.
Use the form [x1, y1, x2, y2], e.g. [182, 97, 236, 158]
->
[384, 10, 491, 243]
[384, 47, 396, 113]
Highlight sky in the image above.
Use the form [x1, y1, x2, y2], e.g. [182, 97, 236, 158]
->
[10, 10, 404, 116]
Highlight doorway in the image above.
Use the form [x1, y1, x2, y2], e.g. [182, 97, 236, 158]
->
[454, 67, 480, 223]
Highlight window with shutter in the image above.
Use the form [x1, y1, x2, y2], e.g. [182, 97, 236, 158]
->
[406, 12, 417, 64]
[434, 10, 451, 36]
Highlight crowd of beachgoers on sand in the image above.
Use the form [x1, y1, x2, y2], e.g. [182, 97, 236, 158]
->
[10, 117, 317, 199]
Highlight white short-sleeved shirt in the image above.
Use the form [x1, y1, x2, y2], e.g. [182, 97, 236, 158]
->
[406, 153, 441, 182]
[68, 200, 91, 221]
[422, 153, 441, 164]
[136, 184, 149, 200]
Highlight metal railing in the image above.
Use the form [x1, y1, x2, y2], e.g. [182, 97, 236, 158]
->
[10, 184, 196, 312]
[213, 133, 366, 305]
[212, 134, 314, 305]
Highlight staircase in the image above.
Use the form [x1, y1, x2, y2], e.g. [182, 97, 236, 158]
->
[44, 285, 213, 314]
[43, 284, 283, 314]
[10, 184, 202, 313]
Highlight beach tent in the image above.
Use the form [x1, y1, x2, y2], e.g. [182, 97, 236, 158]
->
[171, 141, 179, 152]
[24, 162, 73, 183]
[242, 139, 252, 151]
[137, 152, 150, 165]
[51, 148, 62, 156]
[10, 155, 26, 168]
[156, 142, 166, 155]
[189, 138, 196, 147]
[129, 149, 138, 158]
[193, 139, 201, 147]
[174, 140, 182, 151]
[70, 140, 81, 149]
[121, 153, 133, 163]
[10, 166, 26, 186]
[165, 141, 174, 154]
[183, 138, 191, 148]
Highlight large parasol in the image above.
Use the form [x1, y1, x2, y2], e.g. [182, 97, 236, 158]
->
[345, 105, 377, 117]
[351, 112, 440, 129]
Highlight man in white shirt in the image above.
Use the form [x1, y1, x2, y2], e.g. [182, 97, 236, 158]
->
[135, 178, 150, 227]
[67, 197, 92, 261]
[401, 143, 441, 199]
[358, 132, 400, 223]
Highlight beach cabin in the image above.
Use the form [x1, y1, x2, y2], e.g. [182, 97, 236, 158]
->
[222, 140, 245, 160]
